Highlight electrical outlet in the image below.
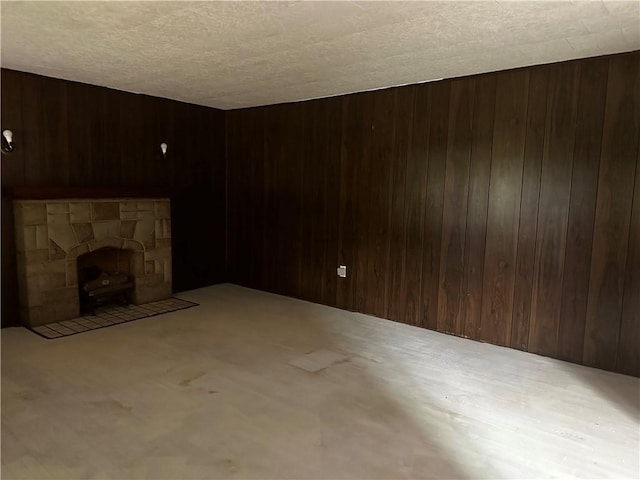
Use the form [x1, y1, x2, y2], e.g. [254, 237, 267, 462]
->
[337, 265, 347, 278]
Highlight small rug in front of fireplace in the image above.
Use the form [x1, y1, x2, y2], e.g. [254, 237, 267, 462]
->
[27, 298, 198, 339]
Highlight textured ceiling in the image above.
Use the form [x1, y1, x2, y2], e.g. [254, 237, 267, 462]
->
[1, 1, 639, 110]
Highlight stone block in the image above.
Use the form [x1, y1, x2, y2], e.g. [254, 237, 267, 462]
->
[49, 223, 77, 253]
[16, 226, 29, 252]
[67, 243, 90, 259]
[19, 306, 31, 325]
[23, 260, 66, 308]
[155, 201, 171, 219]
[120, 201, 138, 212]
[72, 223, 95, 243]
[144, 247, 171, 262]
[66, 261, 78, 287]
[104, 237, 125, 249]
[36, 225, 48, 249]
[123, 239, 144, 252]
[46, 203, 69, 215]
[145, 261, 154, 275]
[154, 260, 163, 276]
[132, 252, 145, 277]
[42, 286, 78, 305]
[93, 220, 120, 240]
[155, 219, 171, 239]
[163, 258, 171, 283]
[121, 211, 138, 221]
[137, 201, 154, 212]
[156, 238, 172, 248]
[24, 288, 42, 308]
[21, 280, 42, 308]
[19, 226, 47, 252]
[92, 202, 119, 221]
[24, 249, 50, 265]
[20, 263, 45, 305]
[134, 274, 171, 304]
[26, 296, 80, 327]
[49, 240, 66, 260]
[89, 237, 124, 251]
[134, 217, 155, 248]
[70, 203, 91, 223]
[18, 277, 30, 307]
[47, 213, 71, 225]
[24, 261, 53, 277]
[137, 210, 154, 222]
[120, 221, 136, 239]
[40, 269, 67, 290]
[16, 203, 47, 226]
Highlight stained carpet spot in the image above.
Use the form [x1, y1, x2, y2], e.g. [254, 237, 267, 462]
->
[179, 371, 206, 387]
[288, 348, 349, 373]
[27, 298, 198, 339]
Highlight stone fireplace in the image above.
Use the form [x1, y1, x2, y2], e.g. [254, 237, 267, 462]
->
[14, 198, 172, 327]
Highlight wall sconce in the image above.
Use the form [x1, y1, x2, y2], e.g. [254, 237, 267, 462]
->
[160, 142, 168, 158]
[1, 129, 14, 154]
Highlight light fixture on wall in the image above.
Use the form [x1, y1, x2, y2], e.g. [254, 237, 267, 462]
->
[160, 142, 168, 158]
[1, 129, 15, 154]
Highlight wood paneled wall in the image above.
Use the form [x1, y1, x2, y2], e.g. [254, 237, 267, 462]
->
[1, 69, 226, 326]
[227, 51, 640, 376]
[2, 53, 638, 376]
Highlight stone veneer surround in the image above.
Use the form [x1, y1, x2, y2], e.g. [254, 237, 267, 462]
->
[14, 198, 172, 327]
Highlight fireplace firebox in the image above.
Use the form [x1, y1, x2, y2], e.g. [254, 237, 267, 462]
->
[77, 247, 135, 315]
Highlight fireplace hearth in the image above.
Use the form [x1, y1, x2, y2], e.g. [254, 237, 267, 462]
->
[14, 198, 172, 327]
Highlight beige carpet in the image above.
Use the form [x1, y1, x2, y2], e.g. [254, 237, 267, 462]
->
[2, 284, 638, 479]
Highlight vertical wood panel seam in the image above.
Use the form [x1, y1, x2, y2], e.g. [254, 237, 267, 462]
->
[435, 88, 448, 330]
[582, 59, 611, 365]
[505, 71, 530, 344]
[560, 60, 603, 360]
[476, 82, 494, 340]
[383, 92, 400, 316]
[553, 64, 582, 355]
[527, 69, 556, 352]
[396, 89, 413, 322]
[458, 81, 476, 334]
[461, 76, 494, 340]
[615, 123, 640, 371]
[438, 85, 456, 332]
[478, 79, 500, 341]
[511, 69, 541, 350]
[411, 86, 431, 326]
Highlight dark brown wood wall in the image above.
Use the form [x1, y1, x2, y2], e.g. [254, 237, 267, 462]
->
[1, 69, 226, 327]
[227, 51, 640, 377]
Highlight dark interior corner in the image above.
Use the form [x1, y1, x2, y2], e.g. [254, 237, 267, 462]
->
[1, 69, 227, 327]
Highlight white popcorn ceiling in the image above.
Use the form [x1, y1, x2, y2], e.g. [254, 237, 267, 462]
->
[1, 1, 639, 110]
